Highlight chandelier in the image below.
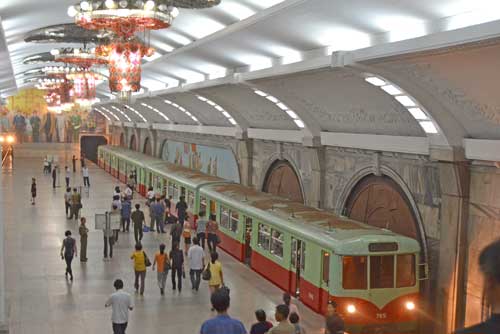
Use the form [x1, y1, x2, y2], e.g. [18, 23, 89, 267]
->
[51, 47, 107, 68]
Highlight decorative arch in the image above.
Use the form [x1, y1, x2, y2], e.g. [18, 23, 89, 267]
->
[262, 159, 304, 203]
[119, 132, 125, 147]
[129, 134, 137, 151]
[143, 137, 152, 155]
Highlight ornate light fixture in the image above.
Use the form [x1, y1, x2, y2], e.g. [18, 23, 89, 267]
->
[51, 47, 107, 68]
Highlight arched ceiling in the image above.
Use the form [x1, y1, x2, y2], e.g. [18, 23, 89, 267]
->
[1, 0, 500, 160]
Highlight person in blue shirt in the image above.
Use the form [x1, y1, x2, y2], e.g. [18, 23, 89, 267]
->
[200, 288, 246, 334]
[120, 198, 132, 232]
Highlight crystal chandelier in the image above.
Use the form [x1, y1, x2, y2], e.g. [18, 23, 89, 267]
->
[51, 47, 107, 68]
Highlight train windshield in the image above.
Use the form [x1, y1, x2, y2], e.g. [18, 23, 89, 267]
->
[342, 254, 416, 290]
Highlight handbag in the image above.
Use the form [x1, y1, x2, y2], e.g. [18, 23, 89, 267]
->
[202, 262, 211, 281]
[220, 284, 230, 296]
[144, 251, 152, 267]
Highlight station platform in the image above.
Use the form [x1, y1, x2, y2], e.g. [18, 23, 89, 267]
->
[0, 144, 323, 334]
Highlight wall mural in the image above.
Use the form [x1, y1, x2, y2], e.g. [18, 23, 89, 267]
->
[161, 140, 240, 183]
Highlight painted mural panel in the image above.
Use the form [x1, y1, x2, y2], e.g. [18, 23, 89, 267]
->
[161, 140, 240, 183]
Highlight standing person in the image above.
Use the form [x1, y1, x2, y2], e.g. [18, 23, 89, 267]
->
[164, 195, 172, 214]
[324, 301, 345, 334]
[170, 218, 183, 248]
[455, 240, 500, 334]
[121, 197, 132, 232]
[146, 186, 155, 205]
[200, 288, 246, 334]
[52, 165, 57, 189]
[208, 252, 224, 308]
[103, 210, 114, 260]
[65, 166, 71, 188]
[79, 217, 89, 262]
[188, 237, 204, 291]
[105, 279, 134, 334]
[72, 155, 77, 173]
[43, 158, 49, 174]
[69, 188, 82, 221]
[283, 293, 300, 318]
[196, 211, 208, 249]
[207, 214, 219, 253]
[130, 243, 148, 296]
[82, 165, 90, 187]
[152, 243, 169, 295]
[110, 204, 121, 243]
[60, 230, 77, 281]
[114, 186, 121, 198]
[30, 178, 36, 205]
[124, 185, 132, 199]
[131, 204, 145, 244]
[150, 197, 165, 233]
[169, 242, 184, 292]
[289, 313, 306, 334]
[183, 220, 192, 255]
[176, 195, 188, 224]
[64, 187, 72, 218]
[269, 305, 294, 334]
[80, 153, 85, 168]
[250, 309, 273, 334]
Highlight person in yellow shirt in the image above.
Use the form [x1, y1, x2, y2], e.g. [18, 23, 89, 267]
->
[130, 243, 148, 296]
[208, 252, 224, 310]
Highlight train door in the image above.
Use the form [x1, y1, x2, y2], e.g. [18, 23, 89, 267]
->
[290, 237, 306, 298]
[244, 217, 253, 266]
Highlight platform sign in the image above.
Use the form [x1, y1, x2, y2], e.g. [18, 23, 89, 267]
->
[109, 212, 121, 230]
[95, 213, 106, 230]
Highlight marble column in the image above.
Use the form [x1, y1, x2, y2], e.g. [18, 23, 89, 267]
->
[0, 145, 7, 332]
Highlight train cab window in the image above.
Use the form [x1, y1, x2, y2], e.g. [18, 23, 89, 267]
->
[220, 206, 230, 229]
[200, 196, 207, 213]
[258, 224, 271, 251]
[270, 230, 284, 258]
[342, 256, 367, 290]
[396, 254, 416, 288]
[187, 190, 195, 209]
[230, 211, 239, 233]
[370, 255, 395, 289]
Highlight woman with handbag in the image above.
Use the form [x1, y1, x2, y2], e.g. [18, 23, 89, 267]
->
[130, 243, 150, 296]
[152, 243, 170, 295]
[207, 252, 224, 311]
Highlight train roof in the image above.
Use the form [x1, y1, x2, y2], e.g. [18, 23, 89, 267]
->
[100, 145, 229, 189]
[200, 183, 420, 255]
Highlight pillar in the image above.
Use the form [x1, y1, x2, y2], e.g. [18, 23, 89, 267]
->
[237, 139, 253, 186]
[0, 146, 8, 333]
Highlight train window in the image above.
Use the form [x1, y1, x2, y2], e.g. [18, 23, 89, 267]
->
[270, 230, 284, 258]
[230, 211, 239, 233]
[300, 243, 306, 272]
[258, 224, 271, 251]
[187, 190, 195, 209]
[370, 255, 395, 289]
[396, 254, 416, 287]
[172, 183, 179, 201]
[342, 256, 367, 290]
[322, 251, 330, 284]
[220, 206, 230, 229]
[200, 196, 207, 213]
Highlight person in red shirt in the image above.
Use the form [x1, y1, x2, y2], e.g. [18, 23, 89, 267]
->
[250, 309, 273, 334]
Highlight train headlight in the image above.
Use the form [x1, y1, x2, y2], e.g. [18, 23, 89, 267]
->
[347, 304, 356, 314]
[405, 301, 416, 311]
[6, 135, 14, 143]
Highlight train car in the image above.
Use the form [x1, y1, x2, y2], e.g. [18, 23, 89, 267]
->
[200, 183, 421, 334]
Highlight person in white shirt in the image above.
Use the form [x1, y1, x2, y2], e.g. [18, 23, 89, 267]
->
[82, 166, 90, 187]
[188, 237, 205, 291]
[65, 166, 71, 188]
[124, 185, 132, 199]
[105, 279, 133, 334]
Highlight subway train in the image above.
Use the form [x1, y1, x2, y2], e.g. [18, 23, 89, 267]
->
[98, 145, 422, 334]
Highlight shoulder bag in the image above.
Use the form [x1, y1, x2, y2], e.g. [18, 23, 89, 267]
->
[143, 251, 152, 267]
[202, 262, 211, 281]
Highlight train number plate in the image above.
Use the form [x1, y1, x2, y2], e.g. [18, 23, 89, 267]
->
[376, 313, 387, 319]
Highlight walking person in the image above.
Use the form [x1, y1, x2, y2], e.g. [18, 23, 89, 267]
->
[64, 187, 72, 218]
[170, 218, 182, 249]
[250, 309, 273, 334]
[80, 153, 85, 168]
[65, 166, 70, 188]
[169, 242, 184, 292]
[79, 217, 89, 262]
[289, 313, 306, 334]
[183, 220, 192, 255]
[207, 251, 224, 309]
[130, 243, 148, 296]
[176, 195, 188, 224]
[150, 197, 165, 233]
[207, 214, 219, 253]
[269, 305, 295, 334]
[105, 279, 134, 334]
[82, 165, 90, 187]
[188, 237, 204, 291]
[121, 197, 132, 232]
[60, 230, 77, 281]
[52, 165, 57, 189]
[110, 204, 121, 243]
[152, 243, 170, 295]
[131, 204, 145, 244]
[30, 178, 36, 205]
[72, 155, 77, 173]
[283, 292, 300, 318]
[43, 157, 49, 174]
[200, 288, 246, 334]
[69, 188, 82, 221]
[324, 301, 345, 334]
[103, 211, 114, 260]
[196, 211, 208, 249]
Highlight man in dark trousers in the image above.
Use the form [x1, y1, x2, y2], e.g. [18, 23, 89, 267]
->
[72, 155, 77, 173]
[52, 165, 57, 189]
[131, 204, 145, 244]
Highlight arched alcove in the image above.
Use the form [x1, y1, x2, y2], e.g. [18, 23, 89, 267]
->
[129, 134, 137, 151]
[263, 159, 304, 203]
[143, 137, 152, 155]
[119, 133, 125, 147]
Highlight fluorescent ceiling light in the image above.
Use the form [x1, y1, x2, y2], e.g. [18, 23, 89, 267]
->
[381, 84, 402, 95]
[395, 95, 416, 107]
[294, 119, 305, 128]
[254, 90, 267, 97]
[266, 95, 279, 103]
[222, 111, 231, 118]
[419, 121, 438, 134]
[365, 77, 386, 86]
[228, 118, 237, 125]
[408, 108, 428, 120]
[197, 95, 207, 101]
[215, 105, 224, 111]
[276, 102, 288, 110]
[285, 110, 298, 119]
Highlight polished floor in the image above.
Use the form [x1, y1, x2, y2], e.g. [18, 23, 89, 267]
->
[1, 144, 323, 334]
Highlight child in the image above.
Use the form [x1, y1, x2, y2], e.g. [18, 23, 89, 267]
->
[31, 178, 37, 205]
[250, 309, 273, 334]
